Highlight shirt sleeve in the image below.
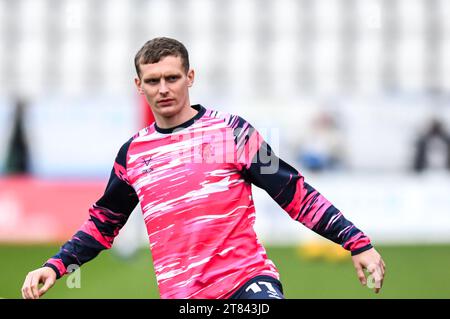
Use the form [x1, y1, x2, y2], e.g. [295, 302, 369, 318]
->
[232, 116, 373, 256]
[43, 137, 139, 278]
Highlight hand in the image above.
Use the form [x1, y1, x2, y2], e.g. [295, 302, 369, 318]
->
[351, 247, 386, 293]
[22, 267, 57, 299]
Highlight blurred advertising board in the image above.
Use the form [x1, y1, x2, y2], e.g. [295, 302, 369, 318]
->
[0, 176, 104, 243]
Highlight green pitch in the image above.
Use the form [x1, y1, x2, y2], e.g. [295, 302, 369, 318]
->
[1, 244, 449, 298]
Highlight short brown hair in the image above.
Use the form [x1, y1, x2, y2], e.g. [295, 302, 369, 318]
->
[134, 37, 190, 77]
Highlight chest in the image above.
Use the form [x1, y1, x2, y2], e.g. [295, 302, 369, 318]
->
[127, 131, 239, 197]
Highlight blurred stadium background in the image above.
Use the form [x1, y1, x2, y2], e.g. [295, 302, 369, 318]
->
[1, 0, 450, 298]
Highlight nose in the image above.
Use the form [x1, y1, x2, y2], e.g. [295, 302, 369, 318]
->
[159, 80, 169, 95]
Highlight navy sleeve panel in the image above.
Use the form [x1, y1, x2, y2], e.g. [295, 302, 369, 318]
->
[233, 117, 372, 253]
[44, 137, 139, 278]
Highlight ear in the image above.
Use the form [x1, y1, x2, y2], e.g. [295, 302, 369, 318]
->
[134, 77, 144, 95]
[187, 69, 195, 87]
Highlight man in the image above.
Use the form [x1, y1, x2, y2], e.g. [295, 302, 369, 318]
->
[22, 37, 385, 299]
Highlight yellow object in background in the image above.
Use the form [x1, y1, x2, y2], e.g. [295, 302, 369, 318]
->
[297, 240, 350, 263]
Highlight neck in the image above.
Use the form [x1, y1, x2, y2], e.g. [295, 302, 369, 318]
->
[154, 103, 198, 129]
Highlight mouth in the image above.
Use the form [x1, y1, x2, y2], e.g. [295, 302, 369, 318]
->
[157, 99, 175, 106]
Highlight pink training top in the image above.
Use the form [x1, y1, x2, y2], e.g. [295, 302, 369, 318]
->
[45, 104, 372, 299]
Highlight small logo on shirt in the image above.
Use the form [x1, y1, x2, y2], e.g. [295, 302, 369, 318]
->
[143, 157, 152, 166]
[199, 142, 215, 162]
[142, 157, 153, 174]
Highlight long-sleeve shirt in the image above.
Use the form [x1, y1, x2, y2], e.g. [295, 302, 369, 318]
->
[45, 104, 372, 299]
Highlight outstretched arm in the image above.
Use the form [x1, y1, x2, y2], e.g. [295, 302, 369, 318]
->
[232, 117, 385, 292]
[22, 138, 139, 299]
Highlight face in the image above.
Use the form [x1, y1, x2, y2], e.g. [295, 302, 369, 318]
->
[135, 55, 194, 120]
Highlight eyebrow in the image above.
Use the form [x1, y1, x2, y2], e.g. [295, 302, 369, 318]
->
[143, 73, 181, 81]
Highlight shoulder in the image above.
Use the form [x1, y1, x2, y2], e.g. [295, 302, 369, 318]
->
[115, 135, 136, 167]
[116, 124, 152, 163]
[116, 123, 160, 164]
[118, 135, 135, 154]
[203, 107, 251, 131]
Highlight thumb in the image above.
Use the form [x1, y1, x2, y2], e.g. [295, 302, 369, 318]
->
[39, 277, 54, 297]
[355, 266, 367, 286]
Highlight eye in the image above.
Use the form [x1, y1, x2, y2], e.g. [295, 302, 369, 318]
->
[167, 75, 180, 82]
[145, 78, 159, 85]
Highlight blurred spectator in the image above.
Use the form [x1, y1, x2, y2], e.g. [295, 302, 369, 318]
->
[297, 111, 345, 172]
[413, 118, 450, 172]
[5, 99, 30, 175]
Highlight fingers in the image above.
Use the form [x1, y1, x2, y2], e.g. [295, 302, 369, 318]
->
[39, 277, 54, 297]
[376, 259, 387, 293]
[355, 266, 367, 286]
[375, 269, 383, 294]
[30, 274, 41, 299]
[21, 273, 31, 299]
[379, 259, 386, 292]
[22, 270, 49, 299]
[22, 272, 36, 299]
[367, 263, 384, 294]
[381, 259, 386, 276]
[352, 249, 386, 294]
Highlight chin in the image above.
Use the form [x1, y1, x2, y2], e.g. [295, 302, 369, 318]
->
[156, 105, 180, 117]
